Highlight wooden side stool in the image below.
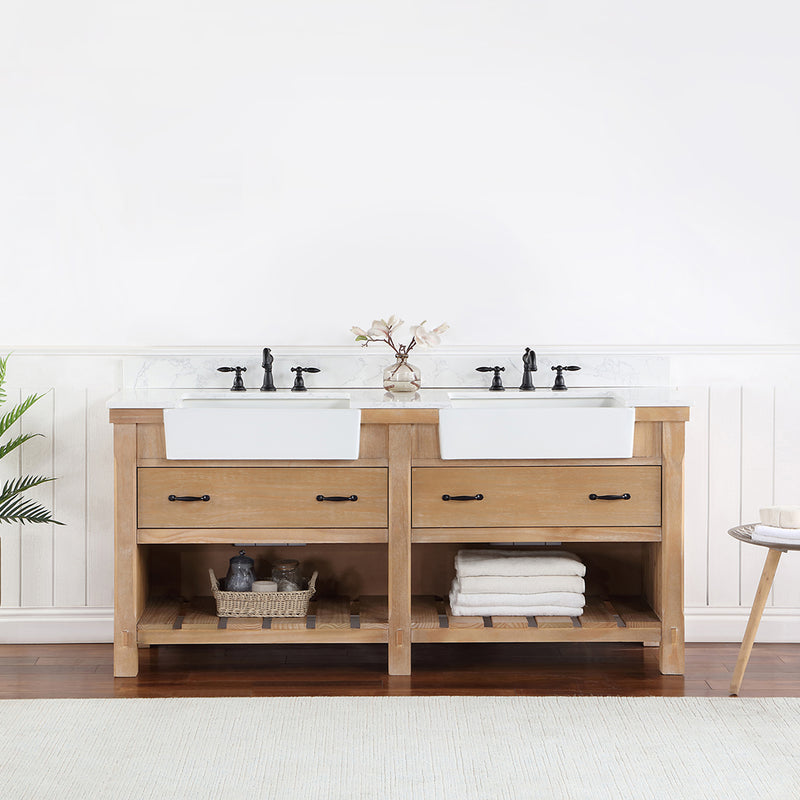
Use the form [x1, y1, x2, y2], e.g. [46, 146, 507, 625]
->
[728, 524, 800, 695]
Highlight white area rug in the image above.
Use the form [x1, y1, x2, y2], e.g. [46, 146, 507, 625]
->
[1, 696, 799, 799]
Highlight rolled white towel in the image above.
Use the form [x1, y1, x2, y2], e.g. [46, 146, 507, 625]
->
[752, 524, 800, 545]
[759, 506, 800, 529]
[450, 580, 584, 608]
[455, 549, 585, 578]
[458, 575, 585, 594]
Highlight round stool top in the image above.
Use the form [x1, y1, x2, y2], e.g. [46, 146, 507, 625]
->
[728, 524, 800, 552]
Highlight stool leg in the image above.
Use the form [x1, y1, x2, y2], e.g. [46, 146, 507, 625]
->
[729, 548, 783, 695]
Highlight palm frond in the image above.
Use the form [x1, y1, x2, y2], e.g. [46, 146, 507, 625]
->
[0, 432, 43, 463]
[0, 475, 55, 503]
[0, 493, 63, 525]
[0, 392, 44, 440]
[0, 354, 7, 405]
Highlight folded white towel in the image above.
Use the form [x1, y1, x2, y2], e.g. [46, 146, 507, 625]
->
[455, 549, 586, 578]
[448, 599, 584, 618]
[457, 575, 586, 594]
[450, 580, 584, 608]
[752, 524, 800, 545]
[759, 506, 800, 529]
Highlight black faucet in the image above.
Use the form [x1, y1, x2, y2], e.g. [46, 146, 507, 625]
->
[476, 366, 505, 391]
[217, 366, 247, 391]
[260, 347, 276, 392]
[551, 365, 581, 391]
[291, 366, 320, 392]
[519, 347, 537, 391]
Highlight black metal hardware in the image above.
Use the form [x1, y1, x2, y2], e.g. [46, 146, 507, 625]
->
[588, 493, 631, 501]
[260, 347, 276, 392]
[551, 364, 580, 391]
[476, 366, 505, 391]
[291, 366, 320, 392]
[519, 347, 537, 391]
[442, 494, 484, 501]
[217, 366, 247, 391]
[168, 494, 211, 502]
[316, 494, 358, 502]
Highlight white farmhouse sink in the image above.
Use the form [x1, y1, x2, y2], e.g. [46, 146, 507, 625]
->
[439, 391, 635, 459]
[178, 391, 351, 409]
[163, 393, 360, 460]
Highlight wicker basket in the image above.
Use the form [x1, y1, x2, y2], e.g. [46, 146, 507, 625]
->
[209, 568, 318, 618]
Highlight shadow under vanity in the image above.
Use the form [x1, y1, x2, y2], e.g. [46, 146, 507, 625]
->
[110, 403, 689, 678]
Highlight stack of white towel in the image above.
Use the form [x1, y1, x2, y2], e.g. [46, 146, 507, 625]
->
[448, 549, 586, 617]
[752, 506, 800, 545]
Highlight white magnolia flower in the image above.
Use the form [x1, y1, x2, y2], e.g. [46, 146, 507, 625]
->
[351, 315, 447, 353]
[411, 321, 449, 349]
[367, 315, 403, 338]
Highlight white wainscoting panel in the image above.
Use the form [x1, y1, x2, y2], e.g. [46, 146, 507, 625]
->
[706, 385, 742, 608]
[1, 347, 800, 644]
[739, 385, 775, 605]
[771, 378, 800, 608]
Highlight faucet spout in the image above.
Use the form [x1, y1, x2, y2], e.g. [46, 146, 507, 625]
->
[519, 347, 537, 391]
[260, 347, 276, 392]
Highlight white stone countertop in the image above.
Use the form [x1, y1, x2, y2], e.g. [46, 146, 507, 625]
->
[107, 387, 689, 409]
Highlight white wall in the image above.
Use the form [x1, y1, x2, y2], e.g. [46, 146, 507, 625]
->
[2, 2, 800, 642]
[2, 1, 799, 347]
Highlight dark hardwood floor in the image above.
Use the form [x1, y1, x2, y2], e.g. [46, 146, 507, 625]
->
[1, 642, 799, 698]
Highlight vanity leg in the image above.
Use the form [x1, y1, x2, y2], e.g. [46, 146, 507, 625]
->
[658, 421, 685, 675]
[388, 424, 412, 676]
[113, 424, 142, 677]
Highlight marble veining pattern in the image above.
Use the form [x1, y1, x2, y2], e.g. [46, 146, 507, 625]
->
[124, 348, 669, 392]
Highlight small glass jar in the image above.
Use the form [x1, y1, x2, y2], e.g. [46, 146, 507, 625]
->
[272, 559, 302, 592]
[225, 549, 255, 592]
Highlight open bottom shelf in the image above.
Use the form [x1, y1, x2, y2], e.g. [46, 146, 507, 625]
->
[138, 595, 660, 646]
[411, 595, 662, 644]
[138, 595, 390, 645]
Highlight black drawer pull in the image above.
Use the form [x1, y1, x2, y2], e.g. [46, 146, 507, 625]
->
[168, 494, 211, 502]
[442, 494, 484, 502]
[316, 495, 358, 502]
[588, 493, 631, 501]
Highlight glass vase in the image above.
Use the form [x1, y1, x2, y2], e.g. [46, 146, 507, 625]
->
[383, 354, 421, 393]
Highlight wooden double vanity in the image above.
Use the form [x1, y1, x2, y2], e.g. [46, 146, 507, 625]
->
[110, 397, 688, 678]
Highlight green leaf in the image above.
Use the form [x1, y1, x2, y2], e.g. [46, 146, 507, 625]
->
[0, 432, 43, 463]
[0, 493, 63, 525]
[0, 392, 44, 440]
[0, 475, 55, 504]
[355, 335, 368, 341]
[0, 354, 7, 405]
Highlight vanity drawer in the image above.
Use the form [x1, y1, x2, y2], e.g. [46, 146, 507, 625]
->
[411, 466, 661, 528]
[137, 467, 388, 528]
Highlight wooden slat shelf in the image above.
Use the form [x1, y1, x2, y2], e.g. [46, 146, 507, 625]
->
[138, 595, 389, 645]
[410, 596, 661, 644]
[138, 594, 660, 646]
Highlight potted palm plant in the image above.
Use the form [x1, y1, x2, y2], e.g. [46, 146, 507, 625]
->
[0, 354, 62, 527]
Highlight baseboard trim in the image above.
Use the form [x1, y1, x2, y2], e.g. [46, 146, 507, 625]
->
[1, 606, 798, 645]
[0, 607, 113, 643]
[685, 607, 800, 643]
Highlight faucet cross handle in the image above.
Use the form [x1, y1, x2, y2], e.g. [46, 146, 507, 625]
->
[290, 366, 320, 392]
[476, 365, 505, 392]
[217, 366, 247, 392]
